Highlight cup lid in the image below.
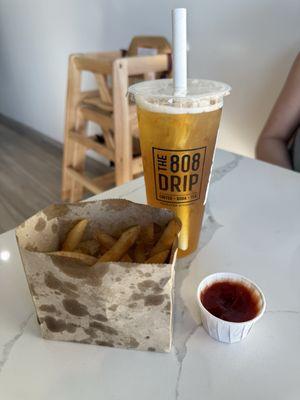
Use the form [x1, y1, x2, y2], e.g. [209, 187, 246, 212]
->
[129, 78, 231, 99]
[128, 79, 231, 114]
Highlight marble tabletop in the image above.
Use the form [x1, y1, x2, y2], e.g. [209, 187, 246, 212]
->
[1, 149, 300, 400]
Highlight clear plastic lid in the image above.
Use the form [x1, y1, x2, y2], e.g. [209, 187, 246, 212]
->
[128, 79, 231, 114]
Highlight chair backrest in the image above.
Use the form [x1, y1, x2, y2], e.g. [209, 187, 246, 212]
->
[72, 52, 121, 110]
[127, 36, 171, 56]
[127, 36, 171, 82]
[72, 36, 172, 109]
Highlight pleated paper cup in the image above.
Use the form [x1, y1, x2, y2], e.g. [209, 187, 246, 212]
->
[197, 272, 266, 344]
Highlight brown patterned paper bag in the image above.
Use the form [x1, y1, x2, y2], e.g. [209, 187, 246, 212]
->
[16, 199, 179, 353]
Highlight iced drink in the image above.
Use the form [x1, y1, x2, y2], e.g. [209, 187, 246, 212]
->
[129, 79, 230, 256]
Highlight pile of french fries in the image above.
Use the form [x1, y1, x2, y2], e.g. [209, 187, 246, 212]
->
[47, 218, 181, 266]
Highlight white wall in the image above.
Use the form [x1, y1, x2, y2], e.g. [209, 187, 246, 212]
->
[0, 0, 299, 157]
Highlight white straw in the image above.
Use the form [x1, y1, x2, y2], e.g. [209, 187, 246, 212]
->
[172, 8, 187, 95]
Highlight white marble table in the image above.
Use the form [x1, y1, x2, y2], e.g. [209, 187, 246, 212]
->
[1, 149, 300, 400]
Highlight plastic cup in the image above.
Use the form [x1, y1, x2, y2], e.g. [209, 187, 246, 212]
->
[196, 272, 266, 343]
[129, 79, 230, 257]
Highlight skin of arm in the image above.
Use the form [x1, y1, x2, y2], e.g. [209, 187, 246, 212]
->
[256, 53, 300, 169]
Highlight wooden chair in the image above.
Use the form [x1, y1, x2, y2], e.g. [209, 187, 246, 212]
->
[61, 36, 171, 202]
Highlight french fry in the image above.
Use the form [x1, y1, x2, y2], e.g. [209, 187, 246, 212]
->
[153, 223, 163, 243]
[94, 229, 116, 250]
[62, 219, 89, 251]
[99, 226, 140, 262]
[48, 251, 97, 266]
[150, 218, 181, 256]
[120, 253, 133, 262]
[133, 242, 146, 263]
[145, 250, 170, 264]
[132, 223, 155, 262]
[95, 229, 134, 260]
[74, 249, 85, 254]
[143, 223, 154, 244]
[75, 239, 100, 256]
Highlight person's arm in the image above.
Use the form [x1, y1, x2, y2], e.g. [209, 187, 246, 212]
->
[256, 53, 300, 169]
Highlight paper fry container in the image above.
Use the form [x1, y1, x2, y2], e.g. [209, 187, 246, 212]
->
[16, 199, 179, 353]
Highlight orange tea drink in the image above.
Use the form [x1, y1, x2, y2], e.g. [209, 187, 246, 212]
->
[129, 79, 230, 257]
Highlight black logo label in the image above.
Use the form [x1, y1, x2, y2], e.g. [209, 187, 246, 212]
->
[152, 146, 207, 204]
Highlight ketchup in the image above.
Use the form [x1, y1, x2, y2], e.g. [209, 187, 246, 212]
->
[200, 281, 260, 322]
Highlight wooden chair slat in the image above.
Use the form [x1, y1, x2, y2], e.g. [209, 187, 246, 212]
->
[62, 36, 171, 201]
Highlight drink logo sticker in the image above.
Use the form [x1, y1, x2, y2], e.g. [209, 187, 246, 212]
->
[152, 147, 206, 204]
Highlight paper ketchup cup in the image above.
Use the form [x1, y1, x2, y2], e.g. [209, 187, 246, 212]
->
[197, 272, 266, 343]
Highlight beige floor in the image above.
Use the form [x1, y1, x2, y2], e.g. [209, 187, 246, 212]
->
[0, 116, 111, 233]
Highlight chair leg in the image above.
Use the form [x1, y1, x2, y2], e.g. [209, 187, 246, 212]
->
[69, 111, 87, 202]
[62, 134, 74, 201]
[61, 55, 82, 201]
[69, 143, 86, 202]
[113, 59, 133, 186]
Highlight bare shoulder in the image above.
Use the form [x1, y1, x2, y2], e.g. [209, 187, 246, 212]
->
[255, 51, 300, 167]
[294, 52, 300, 63]
[289, 52, 300, 76]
